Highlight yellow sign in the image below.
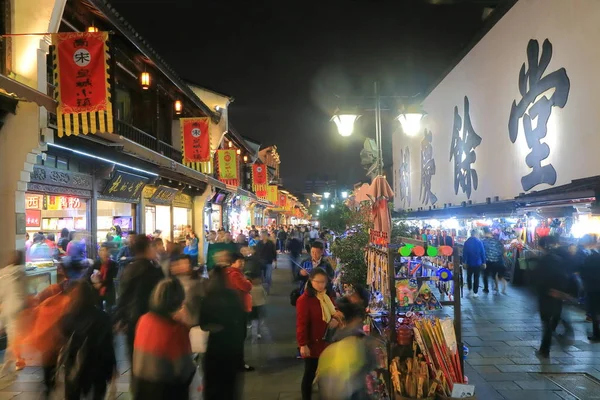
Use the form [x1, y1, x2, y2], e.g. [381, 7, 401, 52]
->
[217, 149, 238, 180]
[267, 185, 278, 204]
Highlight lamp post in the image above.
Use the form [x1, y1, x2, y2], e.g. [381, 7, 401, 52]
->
[331, 82, 426, 176]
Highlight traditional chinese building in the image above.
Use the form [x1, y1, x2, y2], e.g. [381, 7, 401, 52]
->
[0, 0, 273, 291]
[392, 0, 600, 224]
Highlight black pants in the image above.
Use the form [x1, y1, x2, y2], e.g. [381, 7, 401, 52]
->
[588, 291, 600, 337]
[43, 365, 57, 399]
[65, 379, 107, 400]
[540, 299, 573, 353]
[302, 357, 319, 400]
[204, 353, 242, 400]
[466, 265, 481, 293]
[127, 323, 136, 366]
[483, 261, 501, 291]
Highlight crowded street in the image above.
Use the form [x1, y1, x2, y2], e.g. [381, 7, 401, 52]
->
[5, 0, 600, 399]
[2, 255, 600, 399]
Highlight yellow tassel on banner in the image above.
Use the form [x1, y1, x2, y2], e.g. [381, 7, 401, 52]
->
[90, 112, 97, 134]
[81, 113, 89, 134]
[106, 100, 114, 133]
[72, 113, 80, 135]
[98, 110, 106, 133]
[65, 114, 72, 136]
[57, 111, 64, 138]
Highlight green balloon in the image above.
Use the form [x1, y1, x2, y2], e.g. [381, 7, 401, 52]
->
[406, 244, 415, 249]
[400, 246, 412, 257]
[427, 246, 438, 257]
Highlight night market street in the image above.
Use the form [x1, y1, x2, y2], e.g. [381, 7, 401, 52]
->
[0, 255, 599, 399]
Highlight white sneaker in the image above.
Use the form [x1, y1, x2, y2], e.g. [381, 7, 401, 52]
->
[473, 293, 479, 298]
[467, 290, 472, 298]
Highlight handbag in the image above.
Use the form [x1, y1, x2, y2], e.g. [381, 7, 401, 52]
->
[323, 323, 338, 343]
[290, 288, 301, 306]
[190, 326, 209, 354]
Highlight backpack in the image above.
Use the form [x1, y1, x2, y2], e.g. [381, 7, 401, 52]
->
[290, 288, 301, 306]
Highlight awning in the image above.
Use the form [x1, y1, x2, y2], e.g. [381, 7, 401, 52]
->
[398, 200, 517, 220]
[515, 176, 600, 206]
[0, 74, 56, 111]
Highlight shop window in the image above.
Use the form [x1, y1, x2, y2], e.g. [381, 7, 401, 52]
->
[115, 87, 133, 124]
[56, 156, 68, 171]
[45, 155, 56, 168]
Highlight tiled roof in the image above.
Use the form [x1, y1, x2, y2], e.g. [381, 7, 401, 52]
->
[87, 0, 218, 121]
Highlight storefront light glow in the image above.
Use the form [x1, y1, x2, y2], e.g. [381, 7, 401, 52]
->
[330, 204, 335, 209]
[528, 218, 539, 228]
[397, 113, 424, 137]
[47, 143, 158, 176]
[331, 114, 360, 137]
[319, 204, 324, 209]
[442, 218, 460, 230]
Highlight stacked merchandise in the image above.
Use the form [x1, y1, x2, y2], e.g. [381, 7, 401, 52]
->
[392, 316, 468, 399]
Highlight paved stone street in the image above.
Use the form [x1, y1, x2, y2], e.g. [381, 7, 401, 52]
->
[2, 256, 600, 399]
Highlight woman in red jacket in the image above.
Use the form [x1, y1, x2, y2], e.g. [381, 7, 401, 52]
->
[296, 268, 342, 400]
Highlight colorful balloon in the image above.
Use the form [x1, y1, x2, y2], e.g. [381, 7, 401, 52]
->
[427, 246, 438, 257]
[399, 246, 412, 257]
[413, 246, 425, 257]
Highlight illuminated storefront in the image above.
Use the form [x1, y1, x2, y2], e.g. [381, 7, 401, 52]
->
[143, 185, 196, 243]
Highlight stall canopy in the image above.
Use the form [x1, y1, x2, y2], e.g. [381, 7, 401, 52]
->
[514, 175, 600, 209]
[397, 200, 517, 220]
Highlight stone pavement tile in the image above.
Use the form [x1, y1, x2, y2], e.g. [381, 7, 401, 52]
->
[479, 372, 541, 381]
[0, 384, 44, 393]
[479, 332, 524, 341]
[496, 364, 543, 373]
[478, 348, 533, 358]
[555, 391, 578, 400]
[13, 375, 42, 384]
[509, 357, 560, 365]
[464, 337, 506, 347]
[556, 357, 600, 365]
[496, 389, 563, 399]
[467, 357, 514, 366]
[566, 351, 600, 357]
[278, 392, 304, 400]
[0, 394, 21, 400]
[489, 381, 521, 390]
[501, 326, 541, 332]
[470, 365, 501, 373]
[116, 393, 130, 399]
[514, 379, 561, 390]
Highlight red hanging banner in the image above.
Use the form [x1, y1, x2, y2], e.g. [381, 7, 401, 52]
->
[278, 194, 287, 208]
[53, 32, 113, 137]
[252, 163, 268, 198]
[181, 117, 211, 163]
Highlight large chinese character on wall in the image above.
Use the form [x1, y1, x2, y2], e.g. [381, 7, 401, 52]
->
[420, 129, 437, 206]
[450, 96, 481, 200]
[509, 38, 570, 192]
[53, 32, 113, 136]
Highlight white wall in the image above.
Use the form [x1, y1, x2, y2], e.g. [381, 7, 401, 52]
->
[393, 0, 600, 211]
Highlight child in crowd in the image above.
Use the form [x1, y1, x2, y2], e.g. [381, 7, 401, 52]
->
[249, 273, 271, 344]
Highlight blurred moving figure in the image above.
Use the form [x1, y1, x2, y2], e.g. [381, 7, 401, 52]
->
[58, 281, 116, 400]
[0, 250, 27, 377]
[200, 265, 246, 400]
[132, 278, 196, 399]
[318, 297, 376, 400]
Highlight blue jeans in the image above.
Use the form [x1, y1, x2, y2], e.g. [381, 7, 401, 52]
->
[263, 263, 273, 293]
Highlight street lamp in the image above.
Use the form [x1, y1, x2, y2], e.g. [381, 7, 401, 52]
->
[331, 204, 335, 209]
[331, 82, 425, 176]
[341, 191, 348, 199]
[323, 192, 331, 199]
[331, 114, 361, 137]
[319, 204, 324, 209]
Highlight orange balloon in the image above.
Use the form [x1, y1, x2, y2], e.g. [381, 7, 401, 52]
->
[413, 246, 425, 256]
[440, 246, 454, 256]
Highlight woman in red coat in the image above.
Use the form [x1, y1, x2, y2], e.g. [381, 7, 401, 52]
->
[296, 268, 342, 400]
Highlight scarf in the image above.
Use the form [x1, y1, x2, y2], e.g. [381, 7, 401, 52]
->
[316, 291, 336, 323]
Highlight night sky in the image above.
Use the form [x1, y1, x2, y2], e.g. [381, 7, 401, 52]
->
[111, 0, 494, 193]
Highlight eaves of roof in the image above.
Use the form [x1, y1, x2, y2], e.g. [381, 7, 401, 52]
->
[87, 0, 218, 121]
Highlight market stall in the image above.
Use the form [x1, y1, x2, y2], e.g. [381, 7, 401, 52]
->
[364, 235, 469, 399]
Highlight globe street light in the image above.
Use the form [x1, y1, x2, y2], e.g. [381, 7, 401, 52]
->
[341, 191, 348, 199]
[323, 192, 331, 199]
[331, 204, 335, 209]
[320, 204, 325, 209]
[331, 114, 361, 137]
[397, 105, 426, 137]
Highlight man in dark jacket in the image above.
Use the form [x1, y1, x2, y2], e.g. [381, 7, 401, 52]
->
[534, 236, 573, 357]
[114, 235, 163, 363]
[255, 231, 277, 293]
[580, 234, 600, 341]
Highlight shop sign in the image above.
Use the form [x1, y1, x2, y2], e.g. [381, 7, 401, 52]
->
[181, 117, 211, 163]
[103, 170, 149, 201]
[173, 192, 193, 209]
[26, 209, 41, 227]
[46, 195, 82, 210]
[450, 96, 481, 200]
[26, 194, 43, 210]
[150, 185, 179, 205]
[420, 130, 437, 206]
